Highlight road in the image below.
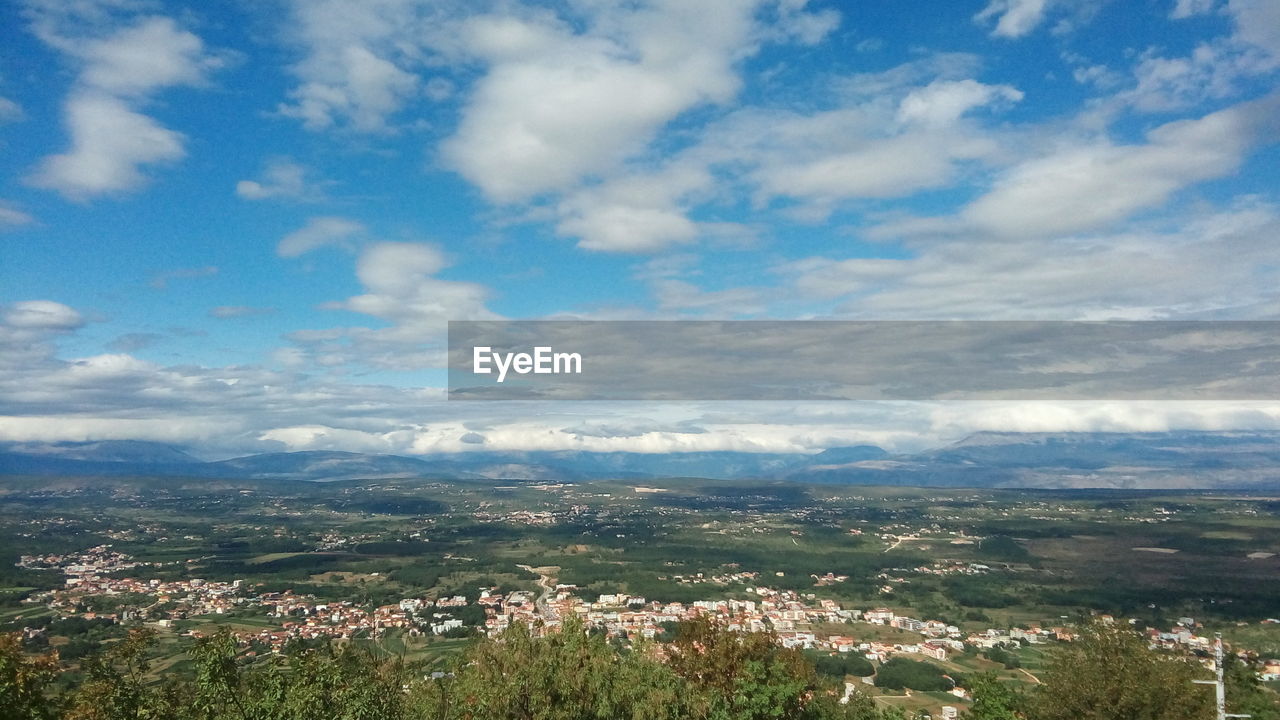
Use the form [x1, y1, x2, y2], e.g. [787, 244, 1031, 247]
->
[517, 564, 560, 622]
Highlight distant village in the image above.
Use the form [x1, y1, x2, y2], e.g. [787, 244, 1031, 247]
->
[16, 545, 1280, 687]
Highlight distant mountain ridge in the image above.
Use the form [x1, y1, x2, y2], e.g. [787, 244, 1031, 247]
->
[2, 433, 1280, 489]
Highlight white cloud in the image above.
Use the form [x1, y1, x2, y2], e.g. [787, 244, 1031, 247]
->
[960, 94, 1279, 238]
[896, 79, 1023, 127]
[277, 216, 365, 257]
[283, 241, 499, 371]
[280, 45, 419, 132]
[236, 158, 324, 201]
[334, 241, 496, 331]
[4, 298, 1280, 456]
[788, 199, 1280, 319]
[1170, 0, 1217, 18]
[442, 3, 747, 202]
[442, 0, 838, 204]
[25, 15, 220, 199]
[635, 254, 770, 316]
[274, 0, 442, 132]
[545, 55, 1024, 248]
[975, 0, 1051, 38]
[926, 402, 1280, 438]
[1107, 0, 1279, 114]
[29, 93, 186, 199]
[707, 72, 1022, 215]
[555, 161, 712, 252]
[75, 16, 212, 96]
[2, 300, 84, 330]
[1227, 0, 1280, 57]
[1120, 41, 1277, 112]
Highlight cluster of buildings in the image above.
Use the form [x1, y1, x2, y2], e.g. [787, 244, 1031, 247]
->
[18, 545, 141, 577]
[227, 593, 473, 652]
[672, 569, 761, 585]
[16, 544, 1279, 687]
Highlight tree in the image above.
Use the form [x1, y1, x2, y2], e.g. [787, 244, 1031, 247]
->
[1031, 622, 1214, 720]
[806, 651, 875, 679]
[0, 633, 59, 720]
[664, 617, 817, 720]
[966, 672, 1025, 720]
[62, 628, 189, 720]
[409, 618, 690, 719]
[1223, 652, 1280, 720]
[190, 627, 413, 720]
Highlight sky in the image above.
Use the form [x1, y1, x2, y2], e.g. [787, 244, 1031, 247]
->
[2, 0, 1280, 459]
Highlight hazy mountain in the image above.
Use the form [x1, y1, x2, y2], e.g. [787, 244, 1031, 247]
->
[782, 431, 1280, 489]
[3, 433, 1280, 489]
[1, 440, 200, 464]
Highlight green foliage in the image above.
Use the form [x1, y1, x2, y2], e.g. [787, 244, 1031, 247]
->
[873, 657, 953, 691]
[420, 618, 690, 719]
[982, 645, 1021, 669]
[1031, 622, 1214, 720]
[974, 536, 1032, 564]
[0, 633, 59, 720]
[664, 617, 816, 720]
[967, 672, 1026, 720]
[63, 628, 188, 720]
[1224, 652, 1280, 720]
[805, 650, 875, 679]
[5, 619, 1273, 720]
[1, 622, 918, 720]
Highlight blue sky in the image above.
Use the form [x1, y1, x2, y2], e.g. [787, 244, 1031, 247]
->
[2, 0, 1280, 457]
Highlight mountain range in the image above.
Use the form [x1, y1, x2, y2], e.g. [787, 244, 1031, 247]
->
[3, 433, 1280, 489]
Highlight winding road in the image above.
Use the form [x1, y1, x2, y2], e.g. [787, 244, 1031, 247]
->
[517, 564, 560, 622]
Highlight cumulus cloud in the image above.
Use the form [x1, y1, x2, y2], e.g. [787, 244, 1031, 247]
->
[441, 0, 839, 204]
[30, 93, 186, 199]
[555, 161, 712, 252]
[1101, 0, 1279, 114]
[1227, 0, 1280, 57]
[697, 64, 1025, 218]
[974, 0, 1051, 37]
[544, 53, 1027, 250]
[1171, 0, 1217, 18]
[787, 199, 1280, 320]
[442, 2, 749, 202]
[277, 216, 365, 257]
[25, 15, 222, 199]
[236, 158, 325, 201]
[274, 0, 445, 132]
[959, 94, 1280, 238]
[281, 241, 500, 371]
[329, 241, 497, 332]
[896, 79, 1023, 127]
[634, 255, 771, 317]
